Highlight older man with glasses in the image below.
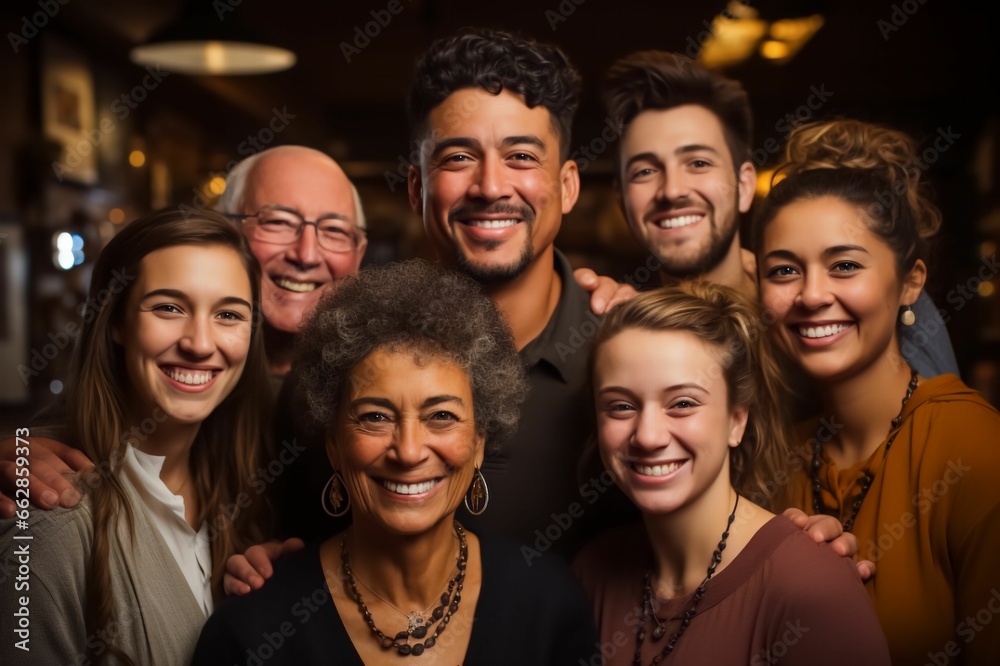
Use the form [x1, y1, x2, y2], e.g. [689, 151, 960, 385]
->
[217, 145, 368, 380]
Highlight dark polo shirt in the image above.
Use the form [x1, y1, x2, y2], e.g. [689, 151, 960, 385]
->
[272, 251, 634, 559]
[459, 250, 629, 560]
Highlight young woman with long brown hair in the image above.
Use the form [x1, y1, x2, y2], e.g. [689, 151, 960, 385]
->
[0, 208, 271, 665]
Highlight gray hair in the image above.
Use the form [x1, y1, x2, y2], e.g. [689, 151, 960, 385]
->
[216, 147, 367, 229]
[292, 260, 526, 451]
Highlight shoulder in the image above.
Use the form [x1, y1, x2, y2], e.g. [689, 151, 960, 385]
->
[1, 500, 93, 560]
[909, 376, 1000, 456]
[572, 523, 648, 590]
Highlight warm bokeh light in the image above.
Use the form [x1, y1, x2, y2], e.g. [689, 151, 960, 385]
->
[979, 281, 995, 298]
[980, 240, 997, 257]
[129, 150, 146, 168]
[208, 176, 227, 195]
[109, 207, 126, 224]
[760, 40, 790, 60]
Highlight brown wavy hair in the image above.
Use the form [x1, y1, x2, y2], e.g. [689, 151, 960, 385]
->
[590, 282, 793, 509]
[59, 208, 270, 664]
[752, 118, 942, 274]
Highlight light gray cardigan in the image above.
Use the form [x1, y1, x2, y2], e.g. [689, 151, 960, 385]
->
[0, 474, 207, 665]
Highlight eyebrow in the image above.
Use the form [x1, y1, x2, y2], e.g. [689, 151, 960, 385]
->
[624, 144, 721, 171]
[350, 395, 466, 410]
[597, 383, 708, 396]
[430, 135, 547, 159]
[141, 289, 252, 310]
[763, 245, 871, 262]
[264, 204, 351, 223]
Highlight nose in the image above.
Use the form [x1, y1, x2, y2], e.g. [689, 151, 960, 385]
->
[796, 270, 834, 310]
[284, 223, 322, 269]
[657, 166, 691, 204]
[389, 417, 431, 468]
[177, 315, 215, 358]
[632, 407, 671, 452]
[467, 154, 513, 201]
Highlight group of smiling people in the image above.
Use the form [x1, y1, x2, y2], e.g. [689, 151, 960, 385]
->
[2, 27, 999, 666]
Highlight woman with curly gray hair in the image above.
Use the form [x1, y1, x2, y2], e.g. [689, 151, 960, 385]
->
[193, 260, 598, 665]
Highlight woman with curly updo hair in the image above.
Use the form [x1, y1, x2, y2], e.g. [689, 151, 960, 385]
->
[754, 118, 1000, 664]
[194, 260, 598, 665]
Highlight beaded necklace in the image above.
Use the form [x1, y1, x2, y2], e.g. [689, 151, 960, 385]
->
[341, 521, 468, 657]
[811, 368, 919, 533]
[634, 494, 740, 665]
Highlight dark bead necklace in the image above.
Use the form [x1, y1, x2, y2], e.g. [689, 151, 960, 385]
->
[341, 521, 468, 657]
[811, 367, 919, 533]
[634, 494, 740, 665]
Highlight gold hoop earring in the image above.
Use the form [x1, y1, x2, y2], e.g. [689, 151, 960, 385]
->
[321, 470, 351, 518]
[464, 467, 489, 516]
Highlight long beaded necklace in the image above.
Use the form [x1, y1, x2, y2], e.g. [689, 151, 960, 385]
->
[341, 521, 468, 657]
[634, 493, 740, 665]
[811, 367, 919, 533]
[352, 573, 442, 634]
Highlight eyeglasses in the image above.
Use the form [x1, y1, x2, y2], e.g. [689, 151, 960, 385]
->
[227, 207, 365, 254]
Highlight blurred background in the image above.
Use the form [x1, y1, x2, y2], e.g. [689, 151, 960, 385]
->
[1, 0, 998, 430]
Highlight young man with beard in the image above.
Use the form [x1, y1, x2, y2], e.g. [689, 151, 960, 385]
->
[601, 50, 958, 377]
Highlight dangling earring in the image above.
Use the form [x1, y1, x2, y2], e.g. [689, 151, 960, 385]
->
[321, 470, 351, 517]
[464, 467, 489, 516]
[900, 305, 916, 326]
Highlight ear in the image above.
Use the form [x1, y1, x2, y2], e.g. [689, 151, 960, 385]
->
[351, 236, 368, 273]
[901, 258, 927, 307]
[407, 163, 423, 212]
[736, 162, 757, 214]
[728, 405, 749, 449]
[474, 430, 486, 468]
[559, 159, 581, 215]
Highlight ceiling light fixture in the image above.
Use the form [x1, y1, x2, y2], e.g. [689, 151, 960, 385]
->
[130, 1, 296, 75]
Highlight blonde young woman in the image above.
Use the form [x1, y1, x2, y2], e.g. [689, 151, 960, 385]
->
[573, 283, 889, 665]
[754, 119, 1000, 664]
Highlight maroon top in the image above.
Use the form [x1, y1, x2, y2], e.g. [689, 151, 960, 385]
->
[572, 515, 890, 666]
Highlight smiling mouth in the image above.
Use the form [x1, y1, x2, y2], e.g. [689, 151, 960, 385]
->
[654, 214, 702, 230]
[461, 219, 520, 229]
[272, 276, 321, 293]
[626, 461, 684, 477]
[381, 478, 441, 495]
[160, 366, 217, 386]
[796, 323, 854, 339]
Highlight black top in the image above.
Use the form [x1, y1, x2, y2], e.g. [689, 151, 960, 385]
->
[191, 531, 600, 665]
[271, 250, 637, 558]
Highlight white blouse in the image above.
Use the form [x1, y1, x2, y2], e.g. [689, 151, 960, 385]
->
[122, 445, 213, 616]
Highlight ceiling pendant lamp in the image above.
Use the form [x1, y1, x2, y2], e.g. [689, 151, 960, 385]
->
[130, 1, 296, 75]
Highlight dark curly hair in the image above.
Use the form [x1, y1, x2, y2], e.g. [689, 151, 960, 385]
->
[406, 27, 581, 162]
[293, 260, 527, 451]
[603, 50, 753, 172]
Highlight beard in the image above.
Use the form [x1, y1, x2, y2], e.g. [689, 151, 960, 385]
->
[449, 202, 535, 285]
[647, 198, 740, 280]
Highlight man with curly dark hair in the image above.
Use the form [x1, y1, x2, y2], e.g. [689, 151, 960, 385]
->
[404, 28, 625, 558]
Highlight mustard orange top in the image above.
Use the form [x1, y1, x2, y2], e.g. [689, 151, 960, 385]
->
[778, 374, 1000, 665]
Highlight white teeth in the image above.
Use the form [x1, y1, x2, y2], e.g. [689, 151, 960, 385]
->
[657, 214, 701, 229]
[165, 368, 213, 385]
[798, 324, 851, 339]
[632, 461, 682, 476]
[383, 480, 437, 495]
[275, 277, 318, 293]
[468, 219, 518, 229]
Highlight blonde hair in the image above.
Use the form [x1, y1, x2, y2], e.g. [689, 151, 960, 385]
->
[590, 282, 793, 508]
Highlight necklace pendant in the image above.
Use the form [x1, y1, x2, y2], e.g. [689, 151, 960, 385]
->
[406, 612, 426, 633]
[652, 624, 665, 640]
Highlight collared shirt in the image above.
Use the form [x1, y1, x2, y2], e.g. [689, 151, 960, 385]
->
[123, 445, 213, 616]
[462, 249, 634, 558]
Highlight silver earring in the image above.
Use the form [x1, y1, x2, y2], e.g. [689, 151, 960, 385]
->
[464, 467, 489, 516]
[900, 305, 916, 326]
[321, 470, 351, 517]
